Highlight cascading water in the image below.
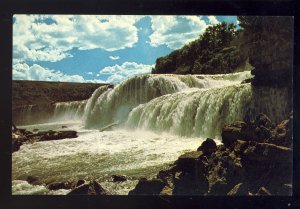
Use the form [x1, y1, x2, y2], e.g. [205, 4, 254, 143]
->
[13, 70, 291, 195]
[83, 71, 253, 129]
[50, 100, 88, 122]
[84, 70, 289, 137]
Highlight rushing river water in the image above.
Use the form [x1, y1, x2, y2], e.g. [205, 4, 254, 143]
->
[12, 71, 290, 195]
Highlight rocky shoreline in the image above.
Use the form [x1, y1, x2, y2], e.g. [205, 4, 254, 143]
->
[129, 113, 293, 196]
[12, 112, 292, 195]
[12, 126, 78, 152]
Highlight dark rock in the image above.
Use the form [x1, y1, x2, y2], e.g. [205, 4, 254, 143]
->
[254, 113, 273, 129]
[39, 130, 78, 141]
[197, 138, 217, 155]
[61, 126, 67, 128]
[281, 184, 292, 195]
[222, 116, 276, 146]
[209, 180, 230, 195]
[221, 122, 245, 146]
[128, 178, 166, 195]
[173, 167, 209, 195]
[32, 129, 39, 132]
[241, 78, 253, 84]
[241, 141, 292, 192]
[256, 187, 271, 196]
[47, 182, 72, 190]
[157, 165, 177, 181]
[112, 174, 127, 182]
[68, 180, 110, 195]
[177, 151, 203, 172]
[242, 142, 292, 165]
[12, 137, 25, 152]
[227, 183, 249, 196]
[233, 140, 248, 155]
[272, 116, 293, 147]
[159, 186, 173, 195]
[76, 179, 86, 187]
[26, 176, 38, 185]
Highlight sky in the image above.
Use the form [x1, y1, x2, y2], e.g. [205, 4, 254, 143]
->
[13, 15, 238, 84]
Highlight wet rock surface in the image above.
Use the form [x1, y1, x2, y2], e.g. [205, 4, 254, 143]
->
[12, 127, 78, 152]
[67, 180, 110, 195]
[112, 174, 127, 182]
[129, 113, 293, 195]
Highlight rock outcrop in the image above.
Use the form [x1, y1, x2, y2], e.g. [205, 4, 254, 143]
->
[129, 113, 293, 195]
[239, 16, 293, 87]
[12, 127, 78, 152]
[67, 180, 110, 195]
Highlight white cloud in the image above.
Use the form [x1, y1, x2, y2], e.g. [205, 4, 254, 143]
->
[87, 72, 93, 75]
[13, 63, 106, 83]
[99, 61, 153, 83]
[149, 16, 208, 49]
[109, 55, 120, 60]
[207, 16, 219, 25]
[13, 15, 143, 63]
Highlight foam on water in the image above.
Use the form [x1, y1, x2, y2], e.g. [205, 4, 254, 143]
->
[12, 128, 210, 194]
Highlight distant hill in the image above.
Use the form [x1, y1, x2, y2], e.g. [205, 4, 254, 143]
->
[12, 80, 107, 109]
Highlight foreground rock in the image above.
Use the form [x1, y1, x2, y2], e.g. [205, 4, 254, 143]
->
[129, 113, 293, 195]
[112, 174, 127, 182]
[12, 127, 78, 152]
[128, 178, 166, 195]
[68, 180, 110, 195]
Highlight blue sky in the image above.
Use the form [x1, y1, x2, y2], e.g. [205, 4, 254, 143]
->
[13, 15, 238, 84]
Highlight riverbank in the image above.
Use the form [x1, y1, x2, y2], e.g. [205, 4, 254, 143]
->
[129, 113, 293, 195]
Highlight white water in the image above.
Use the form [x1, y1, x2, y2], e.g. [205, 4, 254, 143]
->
[12, 70, 291, 195]
[13, 125, 208, 194]
[50, 100, 88, 122]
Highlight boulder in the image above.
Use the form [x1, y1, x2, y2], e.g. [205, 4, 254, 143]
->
[272, 117, 293, 147]
[12, 137, 26, 152]
[39, 130, 78, 141]
[128, 178, 166, 195]
[112, 174, 127, 182]
[76, 179, 86, 187]
[209, 180, 230, 195]
[254, 113, 273, 129]
[177, 151, 203, 172]
[241, 141, 292, 191]
[47, 182, 72, 190]
[227, 183, 249, 196]
[157, 165, 177, 181]
[221, 122, 245, 146]
[256, 187, 271, 196]
[68, 180, 110, 195]
[173, 170, 208, 195]
[159, 186, 173, 195]
[281, 184, 292, 195]
[197, 138, 217, 155]
[26, 176, 39, 185]
[242, 142, 292, 165]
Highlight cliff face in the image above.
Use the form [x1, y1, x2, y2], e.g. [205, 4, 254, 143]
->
[239, 16, 293, 87]
[12, 80, 106, 108]
[12, 80, 108, 125]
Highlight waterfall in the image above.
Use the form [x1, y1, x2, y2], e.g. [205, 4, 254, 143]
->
[125, 84, 289, 138]
[83, 70, 290, 138]
[51, 100, 88, 122]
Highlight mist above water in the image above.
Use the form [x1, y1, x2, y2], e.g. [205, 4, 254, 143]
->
[12, 70, 291, 195]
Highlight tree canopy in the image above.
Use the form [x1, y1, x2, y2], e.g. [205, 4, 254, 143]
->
[152, 22, 248, 75]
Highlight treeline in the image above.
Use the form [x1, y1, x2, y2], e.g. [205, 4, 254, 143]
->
[152, 22, 249, 75]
